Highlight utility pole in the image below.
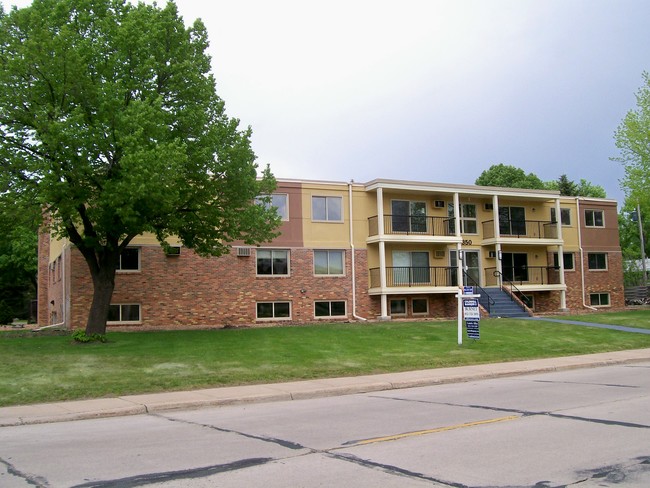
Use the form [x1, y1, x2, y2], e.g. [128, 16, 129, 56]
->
[637, 202, 647, 288]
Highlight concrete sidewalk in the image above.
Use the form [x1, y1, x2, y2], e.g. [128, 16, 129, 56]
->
[2, 348, 650, 427]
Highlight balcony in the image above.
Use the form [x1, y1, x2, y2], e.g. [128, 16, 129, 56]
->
[369, 266, 455, 288]
[484, 266, 562, 286]
[482, 220, 558, 240]
[368, 215, 455, 237]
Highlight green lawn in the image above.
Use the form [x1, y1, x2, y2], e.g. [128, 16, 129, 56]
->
[551, 310, 650, 330]
[2, 314, 650, 407]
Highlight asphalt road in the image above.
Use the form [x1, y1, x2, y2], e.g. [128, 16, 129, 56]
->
[2, 361, 650, 487]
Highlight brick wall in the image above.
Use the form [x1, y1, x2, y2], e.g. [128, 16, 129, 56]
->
[67, 246, 379, 329]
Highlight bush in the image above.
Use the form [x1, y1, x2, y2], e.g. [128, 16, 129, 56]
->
[0, 300, 13, 325]
[71, 329, 107, 343]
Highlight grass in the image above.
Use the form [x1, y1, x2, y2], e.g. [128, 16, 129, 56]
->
[550, 310, 650, 330]
[2, 312, 650, 407]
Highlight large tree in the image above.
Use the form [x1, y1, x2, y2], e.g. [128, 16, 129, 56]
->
[614, 72, 650, 208]
[544, 174, 607, 198]
[0, 0, 280, 334]
[475, 164, 545, 189]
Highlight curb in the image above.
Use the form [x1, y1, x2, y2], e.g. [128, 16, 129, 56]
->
[2, 348, 650, 427]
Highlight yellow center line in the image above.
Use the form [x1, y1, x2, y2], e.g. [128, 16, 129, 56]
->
[348, 415, 520, 447]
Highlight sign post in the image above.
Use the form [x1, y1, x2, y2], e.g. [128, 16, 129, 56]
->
[456, 286, 481, 344]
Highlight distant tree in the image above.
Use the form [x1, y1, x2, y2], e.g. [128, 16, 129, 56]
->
[0, 0, 280, 335]
[544, 175, 606, 198]
[613, 72, 650, 208]
[475, 164, 545, 189]
[0, 197, 39, 322]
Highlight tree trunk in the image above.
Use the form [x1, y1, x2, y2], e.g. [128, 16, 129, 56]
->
[85, 258, 117, 336]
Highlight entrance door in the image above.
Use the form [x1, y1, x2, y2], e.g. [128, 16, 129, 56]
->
[502, 252, 528, 283]
[450, 250, 480, 286]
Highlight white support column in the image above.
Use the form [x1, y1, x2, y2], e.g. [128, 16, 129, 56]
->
[454, 192, 463, 287]
[555, 198, 567, 310]
[377, 188, 390, 319]
[493, 195, 502, 284]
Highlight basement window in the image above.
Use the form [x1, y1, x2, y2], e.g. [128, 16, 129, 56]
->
[107, 304, 141, 323]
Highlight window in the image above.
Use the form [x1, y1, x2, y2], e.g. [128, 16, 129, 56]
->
[117, 248, 140, 271]
[312, 196, 342, 222]
[256, 250, 289, 276]
[256, 302, 291, 319]
[585, 209, 604, 227]
[499, 206, 526, 236]
[391, 200, 427, 233]
[107, 304, 141, 323]
[256, 194, 288, 221]
[392, 251, 430, 285]
[448, 203, 477, 234]
[390, 299, 407, 315]
[590, 293, 610, 307]
[315, 301, 346, 318]
[314, 250, 344, 275]
[412, 298, 428, 315]
[553, 252, 575, 271]
[588, 253, 607, 270]
[550, 208, 572, 226]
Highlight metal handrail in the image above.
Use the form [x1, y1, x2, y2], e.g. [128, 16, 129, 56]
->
[492, 269, 531, 306]
[462, 271, 495, 314]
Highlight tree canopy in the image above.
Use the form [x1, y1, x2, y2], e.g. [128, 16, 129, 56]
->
[475, 165, 606, 198]
[0, 0, 280, 334]
[475, 164, 545, 189]
[614, 71, 650, 208]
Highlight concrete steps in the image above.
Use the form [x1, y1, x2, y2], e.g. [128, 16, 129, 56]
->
[484, 287, 530, 318]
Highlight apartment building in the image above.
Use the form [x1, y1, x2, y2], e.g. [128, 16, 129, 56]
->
[38, 178, 624, 329]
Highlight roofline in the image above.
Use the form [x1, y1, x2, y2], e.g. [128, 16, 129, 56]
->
[363, 178, 561, 199]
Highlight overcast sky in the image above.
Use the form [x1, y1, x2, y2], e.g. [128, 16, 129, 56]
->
[6, 0, 650, 205]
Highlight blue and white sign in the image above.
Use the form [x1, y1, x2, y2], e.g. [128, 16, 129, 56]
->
[463, 286, 474, 295]
[463, 299, 480, 320]
[466, 319, 480, 340]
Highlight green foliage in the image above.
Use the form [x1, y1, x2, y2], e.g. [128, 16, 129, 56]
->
[544, 176, 606, 197]
[475, 164, 545, 189]
[0, 0, 281, 333]
[71, 329, 107, 343]
[0, 300, 13, 325]
[613, 71, 650, 207]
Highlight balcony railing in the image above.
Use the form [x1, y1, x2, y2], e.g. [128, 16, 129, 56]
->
[482, 220, 558, 239]
[484, 266, 562, 286]
[368, 215, 455, 237]
[369, 266, 455, 288]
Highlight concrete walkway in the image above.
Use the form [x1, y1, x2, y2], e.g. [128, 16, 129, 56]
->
[528, 317, 650, 334]
[2, 348, 650, 428]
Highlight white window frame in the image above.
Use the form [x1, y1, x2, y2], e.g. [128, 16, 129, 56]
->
[587, 252, 608, 271]
[312, 196, 343, 222]
[550, 207, 572, 226]
[313, 250, 345, 276]
[585, 209, 605, 228]
[116, 247, 140, 272]
[256, 249, 290, 276]
[314, 300, 347, 318]
[412, 298, 429, 315]
[554, 252, 575, 271]
[389, 298, 407, 316]
[448, 203, 477, 234]
[256, 194, 289, 221]
[589, 293, 610, 307]
[256, 301, 292, 320]
[107, 303, 141, 323]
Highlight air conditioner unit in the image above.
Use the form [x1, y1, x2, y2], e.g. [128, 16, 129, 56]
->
[434, 250, 445, 259]
[236, 247, 252, 257]
[488, 251, 497, 258]
[165, 246, 181, 256]
[433, 200, 445, 208]
[484, 203, 494, 211]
